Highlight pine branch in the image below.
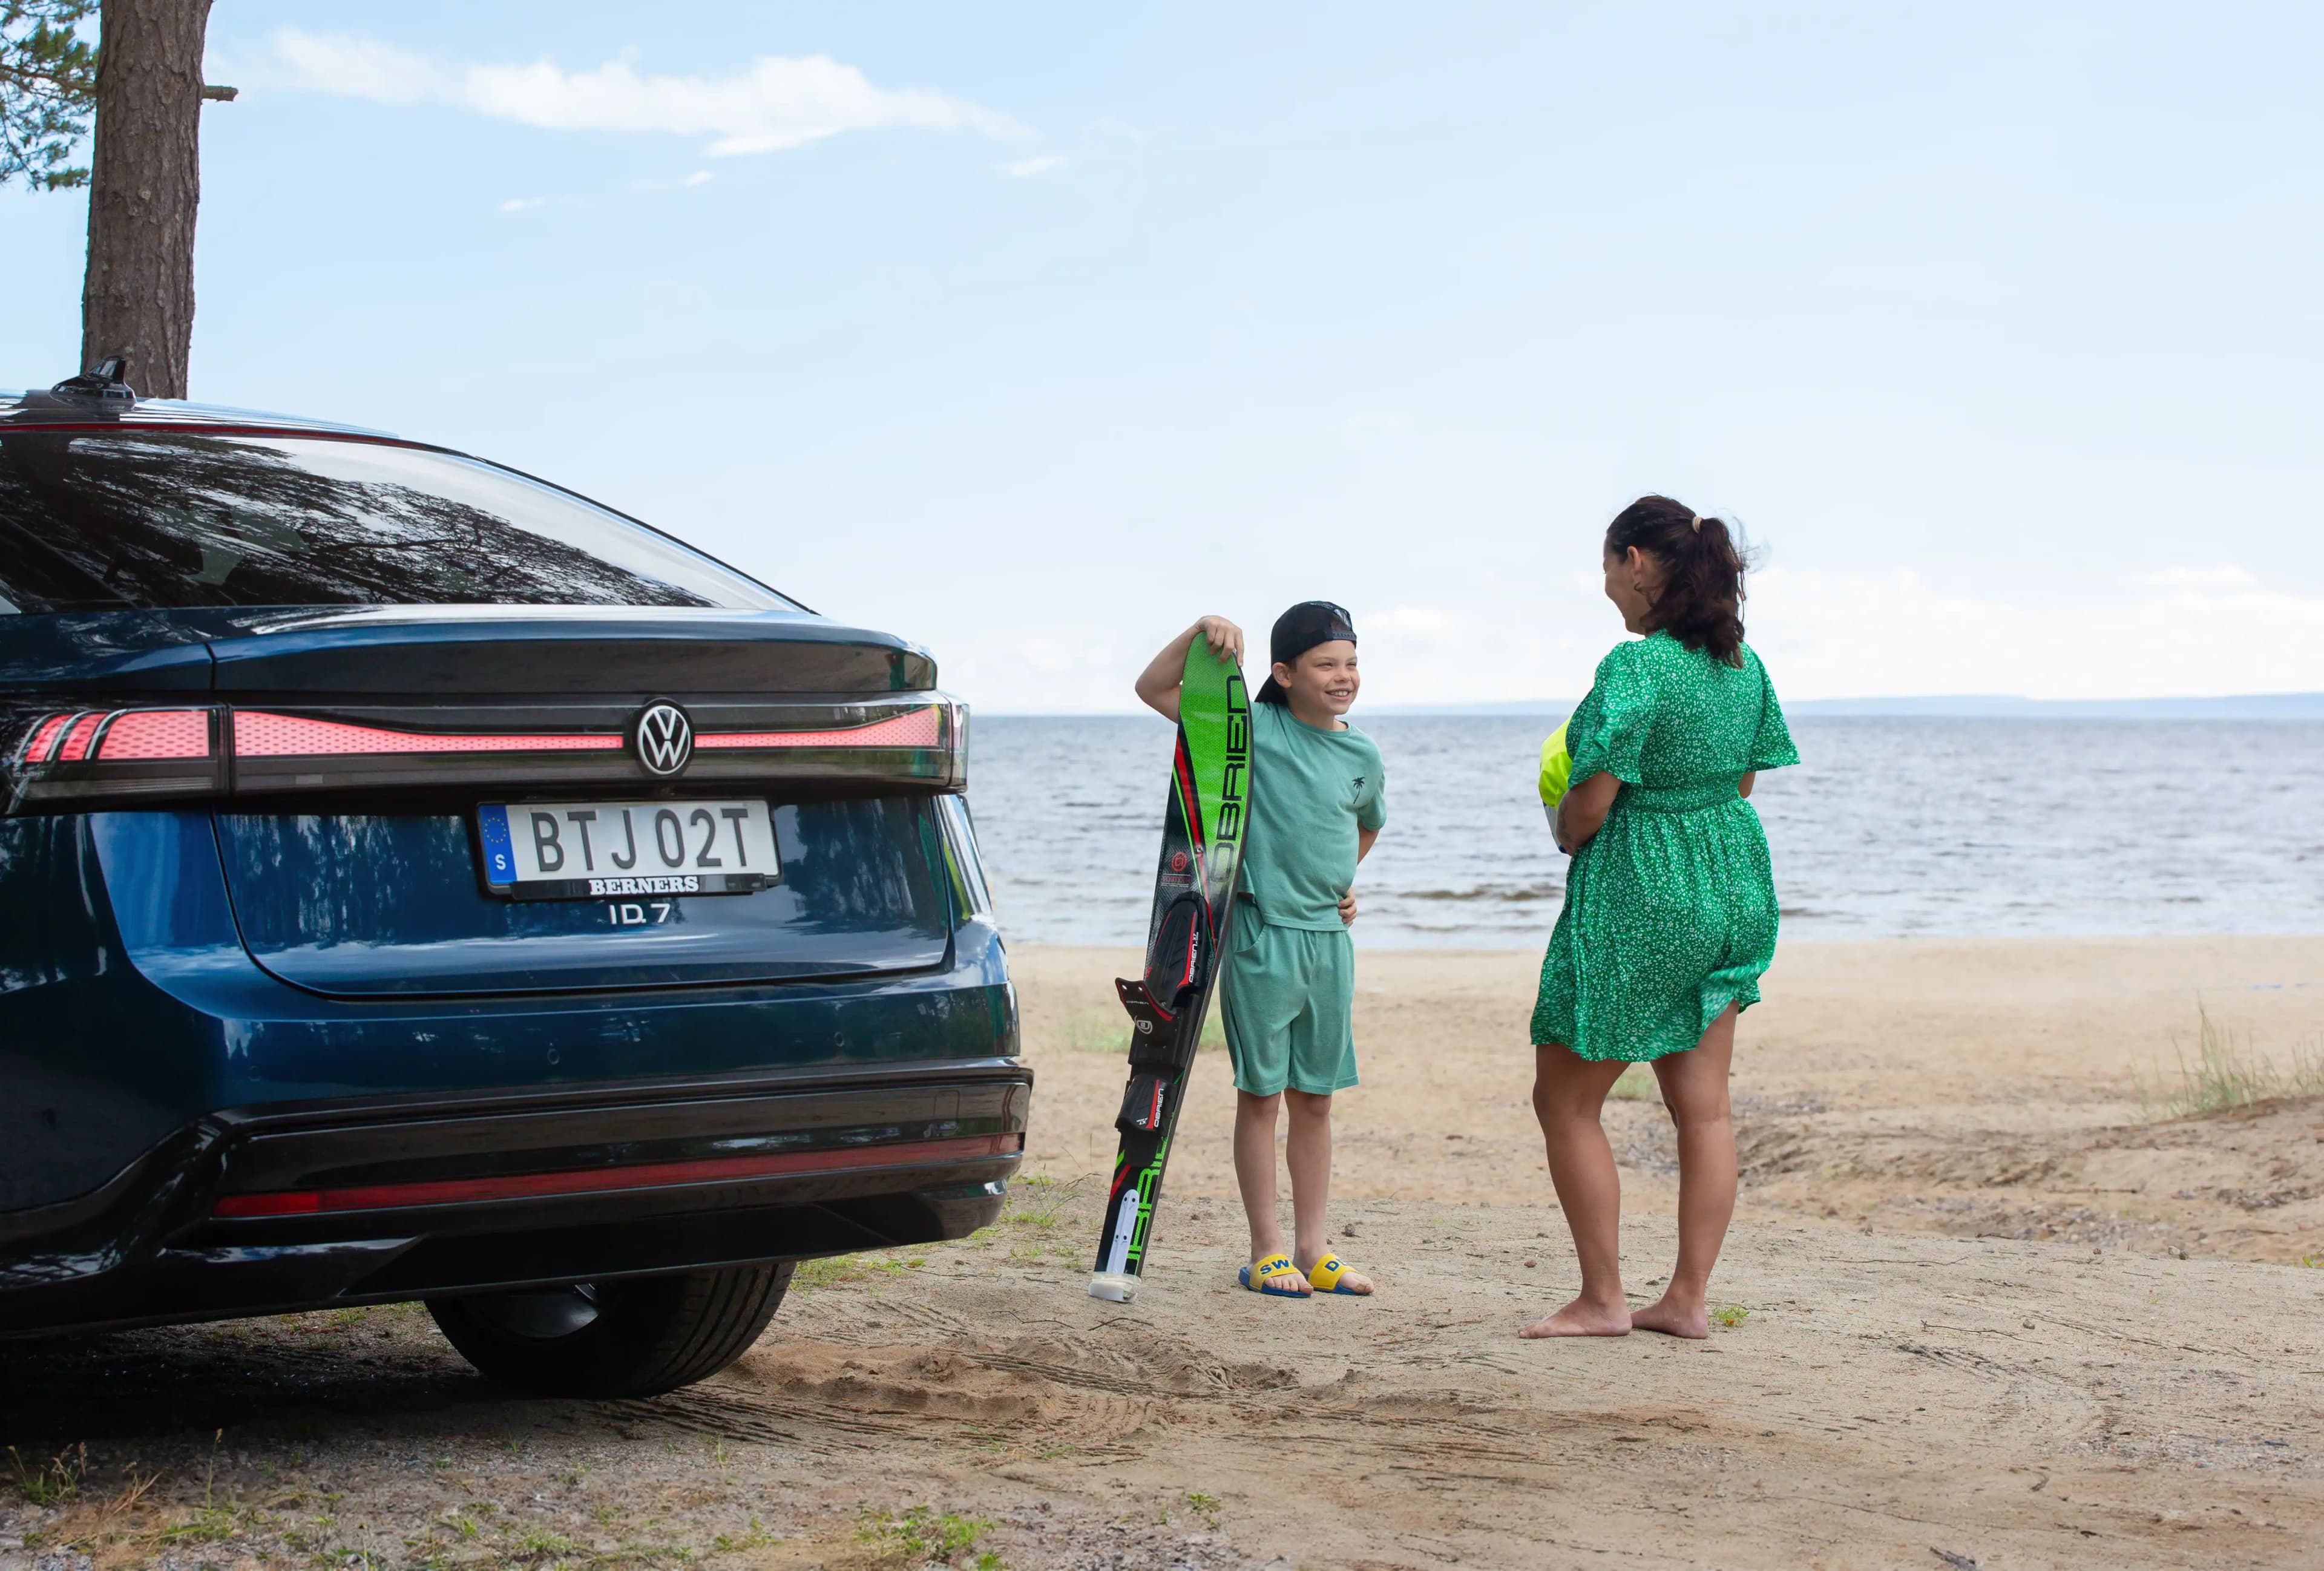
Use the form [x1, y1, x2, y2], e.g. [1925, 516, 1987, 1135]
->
[0, 0, 97, 191]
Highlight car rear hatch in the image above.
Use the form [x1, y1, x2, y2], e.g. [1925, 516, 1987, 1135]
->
[205, 607, 966, 995]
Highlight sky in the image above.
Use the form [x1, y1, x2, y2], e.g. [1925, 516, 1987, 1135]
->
[5, 2, 2320, 711]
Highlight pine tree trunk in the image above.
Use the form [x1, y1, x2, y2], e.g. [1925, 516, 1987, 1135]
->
[80, 0, 215, 399]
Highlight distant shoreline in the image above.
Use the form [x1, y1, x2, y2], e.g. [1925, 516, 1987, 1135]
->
[981, 692, 2324, 720]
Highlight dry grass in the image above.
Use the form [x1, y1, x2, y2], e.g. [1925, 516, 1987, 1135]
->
[2137, 1003, 2324, 1121]
[1052, 1005, 1225, 1055]
[790, 1175, 1095, 1290]
[789, 1251, 931, 1292]
[16, 1469, 161, 1568]
[855, 1504, 997, 1568]
[1609, 1064, 1660, 1102]
[7, 1443, 87, 1509]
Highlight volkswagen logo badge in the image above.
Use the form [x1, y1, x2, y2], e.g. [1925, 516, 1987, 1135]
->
[632, 701, 694, 777]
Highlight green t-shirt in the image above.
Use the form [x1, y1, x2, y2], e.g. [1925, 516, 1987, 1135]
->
[1238, 701, 1387, 931]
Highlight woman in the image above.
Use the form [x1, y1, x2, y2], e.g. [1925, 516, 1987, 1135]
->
[1522, 495, 1797, 1340]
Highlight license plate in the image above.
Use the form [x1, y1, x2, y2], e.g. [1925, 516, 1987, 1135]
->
[478, 799, 781, 900]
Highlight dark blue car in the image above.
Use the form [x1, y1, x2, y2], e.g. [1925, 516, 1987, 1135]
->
[0, 362, 1025, 1396]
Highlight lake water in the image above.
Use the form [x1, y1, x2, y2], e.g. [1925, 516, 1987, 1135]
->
[965, 714, 2324, 948]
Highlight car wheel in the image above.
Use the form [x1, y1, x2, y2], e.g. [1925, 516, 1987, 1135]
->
[427, 1262, 793, 1399]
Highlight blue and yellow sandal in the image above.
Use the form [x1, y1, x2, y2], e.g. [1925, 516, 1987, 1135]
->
[1238, 1252, 1311, 1298]
[1304, 1255, 1373, 1296]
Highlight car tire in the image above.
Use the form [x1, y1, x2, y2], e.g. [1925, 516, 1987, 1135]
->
[426, 1262, 793, 1399]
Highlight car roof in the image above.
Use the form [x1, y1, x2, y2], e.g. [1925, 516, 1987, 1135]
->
[0, 390, 396, 439]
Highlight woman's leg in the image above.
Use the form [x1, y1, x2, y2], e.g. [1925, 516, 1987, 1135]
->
[1634, 1005, 1739, 1338]
[1520, 1043, 1632, 1337]
[1233, 1089, 1308, 1290]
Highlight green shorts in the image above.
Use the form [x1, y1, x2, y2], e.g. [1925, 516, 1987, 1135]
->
[1218, 910, 1358, 1097]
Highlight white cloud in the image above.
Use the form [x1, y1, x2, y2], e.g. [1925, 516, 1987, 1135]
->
[498, 197, 545, 213]
[930, 563, 2324, 713]
[2133, 565, 2258, 591]
[1747, 566, 2324, 700]
[629, 170, 715, 191]
[269, 30, 1025, 156]
[997, 154, 1068, 179]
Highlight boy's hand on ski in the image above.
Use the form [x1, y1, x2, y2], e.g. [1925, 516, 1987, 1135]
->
[1135, 617, 1246, 720]
[1195, 615, 1244, 663]
[1339, 888, 1359, 925]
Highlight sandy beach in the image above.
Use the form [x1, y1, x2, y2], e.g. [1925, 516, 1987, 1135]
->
[6, 935, 2321, 1570]
[1014, 934, 2324, 1263]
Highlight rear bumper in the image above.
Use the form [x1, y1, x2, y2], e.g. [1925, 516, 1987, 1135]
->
[0, 1060, 1028, 1337]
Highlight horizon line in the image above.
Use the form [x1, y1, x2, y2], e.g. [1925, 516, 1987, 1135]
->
[973, 690, 2324, 719]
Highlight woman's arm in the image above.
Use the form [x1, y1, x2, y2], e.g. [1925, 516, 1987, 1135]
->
[1554, 770, 1750, 851]
[1133, 616, 1244, 722]
[1553, 771, 1623, 853]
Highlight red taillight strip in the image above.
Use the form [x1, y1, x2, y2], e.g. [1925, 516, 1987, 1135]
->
[96, 709, 214, 761]
[16, 703, 952, 778]
[19, 713, 72, 763]
[55, 713, 105, 762]
[209, 1131, 1023, 1218]
[12, 708, 215, 764]
[698, 707, 942, 751]
[234, 712, 625, 758]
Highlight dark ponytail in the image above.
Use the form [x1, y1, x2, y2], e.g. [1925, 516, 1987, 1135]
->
[1604, 494, 1748, 667]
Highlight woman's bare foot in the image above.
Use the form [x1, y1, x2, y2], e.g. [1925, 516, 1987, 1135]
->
[1518, 1294, 1632, 1338]
[1629, 1294, 1710, 1339]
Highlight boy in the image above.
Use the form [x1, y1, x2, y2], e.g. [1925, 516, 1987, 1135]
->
[1134, 602, 1385, 1299]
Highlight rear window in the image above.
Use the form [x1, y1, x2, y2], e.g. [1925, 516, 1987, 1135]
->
[0, 430, 793, 612]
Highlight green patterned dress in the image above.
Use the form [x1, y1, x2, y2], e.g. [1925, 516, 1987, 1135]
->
[1531, 631, 1799, 1061]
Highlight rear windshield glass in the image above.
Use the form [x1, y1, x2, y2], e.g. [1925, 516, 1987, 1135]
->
[0, 430, 793, 612]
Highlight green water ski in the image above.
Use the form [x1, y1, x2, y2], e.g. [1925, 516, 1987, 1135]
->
[1088, 640, 1250, 1303]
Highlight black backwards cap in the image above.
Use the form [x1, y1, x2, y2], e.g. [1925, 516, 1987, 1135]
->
[1255, 600, 1357, 706]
